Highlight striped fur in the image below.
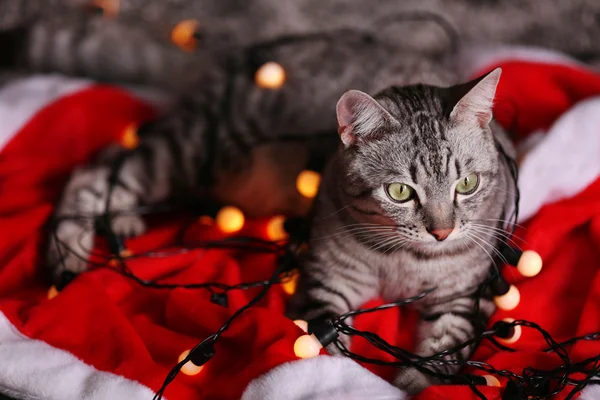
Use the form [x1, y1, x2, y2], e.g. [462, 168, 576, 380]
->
[3, 1, 600, 89]
[288, 71, 515, 394]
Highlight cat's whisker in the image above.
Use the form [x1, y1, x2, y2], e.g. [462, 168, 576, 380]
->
[469, 222, 524, 238]
[380, 237, 405, 255]
[367, 236, 398, 253]
[367, 233, 405, 253]
[314, 225, 396, 242]
[324, 227, 398, 242]
[466, 231, 509, 265]
[387, 237, 412, 254]
[469, 224, 523, 249]
[469, 222, 523, 237]
[317, 204, 352, 220]
[475, 218, 525, 229]
[469, 228, 517, 252]
[470, 223, 526, 248]
[464, 233, 497, 267]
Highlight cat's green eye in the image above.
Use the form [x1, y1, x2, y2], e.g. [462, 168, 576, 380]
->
[455, 173, 479, 195]
[386, 183, 415, 203]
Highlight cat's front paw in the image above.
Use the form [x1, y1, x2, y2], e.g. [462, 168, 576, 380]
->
[393, 367, 433, 395]
[111, 215, 146, 238]
[46, 220, 94, 281]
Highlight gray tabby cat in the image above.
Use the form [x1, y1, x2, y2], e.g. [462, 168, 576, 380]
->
[288, 68, 514, 393]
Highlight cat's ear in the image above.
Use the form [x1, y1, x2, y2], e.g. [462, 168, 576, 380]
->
[336, 90, 394, 147]
[449, 68, 502, 128]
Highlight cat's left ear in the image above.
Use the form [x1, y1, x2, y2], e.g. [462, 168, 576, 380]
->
[449, 68, 502, 128]
[336, 90, 395, 147]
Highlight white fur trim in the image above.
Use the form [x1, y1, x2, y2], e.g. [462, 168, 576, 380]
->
[518, 96, 600, 222]
[241, 356, 407, 400]
[0, 313, 158, 400]
[0, 74, 169, 153]
[0, 74, 91, 152]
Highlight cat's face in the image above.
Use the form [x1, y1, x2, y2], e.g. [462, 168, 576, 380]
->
[336, 68, 510, 255]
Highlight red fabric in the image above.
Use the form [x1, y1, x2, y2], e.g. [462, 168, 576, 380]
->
[0, 62, 599, 400]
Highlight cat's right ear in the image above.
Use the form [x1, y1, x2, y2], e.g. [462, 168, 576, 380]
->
[336, 90, 393, 147]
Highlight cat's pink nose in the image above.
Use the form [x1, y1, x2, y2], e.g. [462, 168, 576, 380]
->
[428, 227, 453, 241]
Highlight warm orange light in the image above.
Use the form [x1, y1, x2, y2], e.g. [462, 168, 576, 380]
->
[293, 319, 308, 333]
[47, 286, 59, 300]
[120, 124, 139, 149]
[296, 170, 321, 199]
[197, 216, 214, 226]
[91, 0, 119, 18]
[119, 249, 133, 258]
[494, 285, 520, 311]
[282, 271, 299, 295]
[255, 62, 286, 89]
[178, 349, 204, 376]
[216, 206, 245, 234]
[483, 375, 501, 387]
[497, 318, 522, 344]
[266, 216, 288, 241]
[293, 334, 322, 359]
[171, 19, 199, 52]
[517, 250, 543, 277]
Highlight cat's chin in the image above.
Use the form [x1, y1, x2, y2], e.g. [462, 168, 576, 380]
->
[409, 237, 472, 256]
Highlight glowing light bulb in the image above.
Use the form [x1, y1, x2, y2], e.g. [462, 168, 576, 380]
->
[282, 271, 299, 295]
[266, 216, 288, 241]
[216, 206, 245, 234]
[171, 19, 199, 52]
[294, 334, 322, 359]
[92, 0, 119, 18]
[255, 62, 286, 89]
[178, 349, 204, 376]
[296, 170, 321, 199]
[198, 216, 214, 226]
[119, 249, 133, 258]
[483, 375, 501, 387]
[47, 286, 59, 300]
[293, 319, 308, 333]
[494, 284, 520, 311]
[497, 318, 522, 344]
[120, 124, 139, 149]
[517, 250, 543, 277]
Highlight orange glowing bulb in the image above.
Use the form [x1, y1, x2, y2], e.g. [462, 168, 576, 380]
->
[266, 216, 288, 241]
[47, 286, 59, 300]
[497, 318, 522, 344]
[293, 319, 308, 333]
[120, 124, 139, 149]
[483, 375, 501, 387]
[296, 170, 321, 199]
[171, 19, 199, 52]
[294, 334, 322, 359]
[255, 62, 286, 89]
[198, 216, 214, 226]
[216, 206, 245, 234]
[282, 271, 299, 295]
[494, 284, 520, 311]
[178, 349, 204, 376]
[119, 249, 133, 258]
[517, 250, 543, 277]
[91, 0, 119, 18]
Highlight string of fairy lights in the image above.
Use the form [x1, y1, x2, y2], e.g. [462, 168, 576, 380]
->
[43, 2, 600, 399]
